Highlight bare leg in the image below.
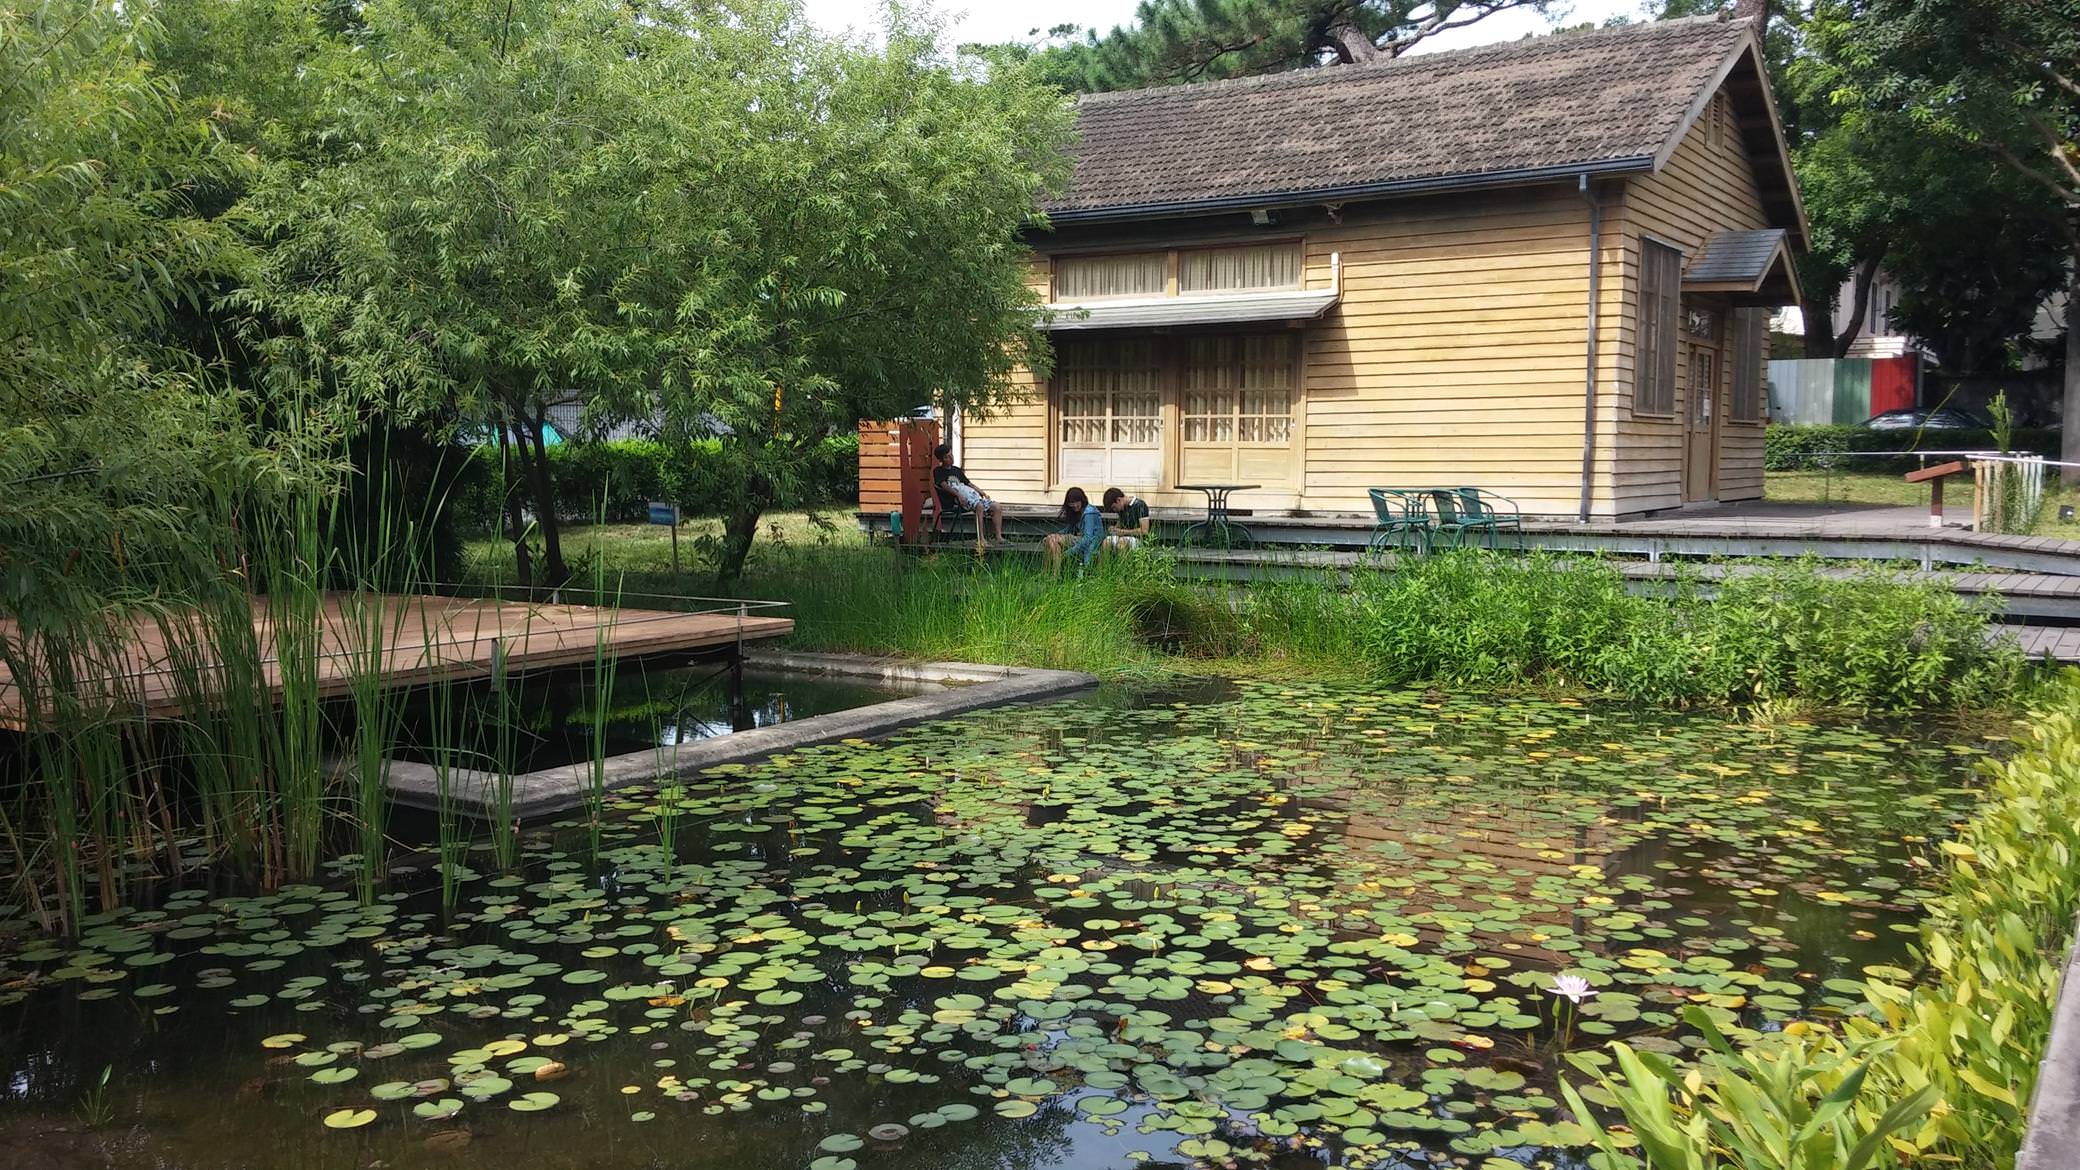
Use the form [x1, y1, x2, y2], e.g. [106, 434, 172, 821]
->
[993, 505, 1005, 542]
[1042, 533, 1066, 573]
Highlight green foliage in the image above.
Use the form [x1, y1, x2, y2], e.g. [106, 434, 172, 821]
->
[1762, 424, 2060, 471]
[708, 546, 2023, 711]
[226, 0, 1070, 584]
[0, 0, 285, 628]
[451, 435, 858, 530]
[981, 0, 1549, 92]
[1568, 670, 2080, 1169]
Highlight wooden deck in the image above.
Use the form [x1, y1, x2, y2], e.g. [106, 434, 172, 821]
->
[0, 595, 793, 730]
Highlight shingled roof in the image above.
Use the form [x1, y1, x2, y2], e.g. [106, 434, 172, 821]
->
[1044, 16, 1786, 227]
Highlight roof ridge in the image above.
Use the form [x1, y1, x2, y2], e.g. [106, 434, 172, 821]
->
[1071, 15, 1747, 108]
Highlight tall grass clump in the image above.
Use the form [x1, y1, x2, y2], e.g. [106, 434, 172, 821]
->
[730, 545, 2022, 712]
[1565, 669, 2080, 1169]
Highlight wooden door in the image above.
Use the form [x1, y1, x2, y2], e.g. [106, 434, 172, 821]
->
[1682, 307, 1722, 503]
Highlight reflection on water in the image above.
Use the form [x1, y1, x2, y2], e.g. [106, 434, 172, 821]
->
[383, 659, 924, 773]
[0, 680, 1996, 1170]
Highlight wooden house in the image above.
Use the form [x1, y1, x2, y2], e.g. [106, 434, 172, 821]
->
[960, 15, 1806, 520]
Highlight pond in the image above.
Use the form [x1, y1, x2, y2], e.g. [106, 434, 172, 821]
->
[382, 658, 930, 774]
[0, 680, 1997, 1170]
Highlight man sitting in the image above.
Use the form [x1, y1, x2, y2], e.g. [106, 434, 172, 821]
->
[930, 442, 1004, 543]
[1102, 487, 1151, 553]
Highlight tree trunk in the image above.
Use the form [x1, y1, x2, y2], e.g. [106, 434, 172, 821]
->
[1832, 254, 1883, 359]
[521, 407, 568, 587]
[497, 420, 534, 586]
[2062, 245, 2079, 485]
[717, 504, 762, 585]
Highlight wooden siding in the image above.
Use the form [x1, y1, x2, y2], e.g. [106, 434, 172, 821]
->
[962, 76, 1783, 519]
[1611, 88, 1773, 511]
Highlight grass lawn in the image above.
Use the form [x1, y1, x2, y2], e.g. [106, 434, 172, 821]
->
[1766, 468, 2080, 536]
[460, 511, 867, 586]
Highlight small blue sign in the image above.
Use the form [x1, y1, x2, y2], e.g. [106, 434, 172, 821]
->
[647, 502, 678, 525]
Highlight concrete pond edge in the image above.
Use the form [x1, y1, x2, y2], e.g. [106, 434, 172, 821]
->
[2018, 910, 2080, 1170]
[384, 651, 1097, 818]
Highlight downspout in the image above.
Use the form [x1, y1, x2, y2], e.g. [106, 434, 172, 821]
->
[1577, 174, 1603, 523]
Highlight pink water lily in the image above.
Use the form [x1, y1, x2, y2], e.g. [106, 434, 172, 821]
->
[1547, 973, 1598, 1004]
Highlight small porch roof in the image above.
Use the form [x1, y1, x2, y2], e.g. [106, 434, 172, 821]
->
[1683, 228, 1802, 305]
[1042, 253, 1342, 332]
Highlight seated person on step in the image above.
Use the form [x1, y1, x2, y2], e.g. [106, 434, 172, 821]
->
[930, 442, 1004, 543]
[1043, 486, 1105, 573]
[1102, 487, 1151, 554]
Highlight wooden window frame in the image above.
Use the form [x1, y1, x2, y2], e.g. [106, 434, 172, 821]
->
[1727, 307, 1767, 426]
[1051, 238, 1305, 301]
[1634, 237, 1683, 419]
[1046, 329, 1305, 493]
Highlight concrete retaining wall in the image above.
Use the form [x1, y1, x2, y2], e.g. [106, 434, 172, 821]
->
[2018, 912, 2080, 1169]
[384, 652, 1096, 818]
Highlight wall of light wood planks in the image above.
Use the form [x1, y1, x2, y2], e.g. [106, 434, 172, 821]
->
[960, 79, 1780, 519]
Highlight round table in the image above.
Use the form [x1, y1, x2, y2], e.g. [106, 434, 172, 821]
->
[1176, 483, 1259, 549]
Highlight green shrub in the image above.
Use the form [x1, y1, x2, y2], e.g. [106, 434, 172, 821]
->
[1566, 670, 2080, 1169]
[1764, 423, 2059, 472]
[453, 433, 859, 530]
[699, 545, 2025, 710]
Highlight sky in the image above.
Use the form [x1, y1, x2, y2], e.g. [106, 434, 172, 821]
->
[799, 1, 1654, 56]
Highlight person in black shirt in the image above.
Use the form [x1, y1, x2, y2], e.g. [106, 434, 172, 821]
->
[931, 443, 1004, 543]
[1102, 487, 1151, 554]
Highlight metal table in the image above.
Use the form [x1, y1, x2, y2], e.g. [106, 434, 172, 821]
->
[1176, 483, 1259, 549]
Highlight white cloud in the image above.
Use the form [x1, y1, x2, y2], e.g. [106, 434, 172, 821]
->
[800, 0, 1654, 53]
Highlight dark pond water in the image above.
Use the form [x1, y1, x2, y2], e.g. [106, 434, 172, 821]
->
[0, 680, 2001, 1170]
[383, 660, 926, 773]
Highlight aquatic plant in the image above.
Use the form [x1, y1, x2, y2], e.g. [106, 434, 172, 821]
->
[1566, 670, 2080, 1170]
[0, 682, 2000, 1168]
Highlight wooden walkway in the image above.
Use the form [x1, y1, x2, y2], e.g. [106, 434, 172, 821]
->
[0, 595, 793, 730]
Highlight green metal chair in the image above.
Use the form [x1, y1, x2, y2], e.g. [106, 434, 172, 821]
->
[1426, 488, 1504, 549]
[1455, 488, 1523, 542]
[1367, 489, 1431, 554]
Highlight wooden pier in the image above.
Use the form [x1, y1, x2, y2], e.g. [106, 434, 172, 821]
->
[0, 594, 793, 730]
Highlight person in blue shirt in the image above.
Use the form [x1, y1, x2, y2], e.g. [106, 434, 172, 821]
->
[1043, 486, 1105, 573]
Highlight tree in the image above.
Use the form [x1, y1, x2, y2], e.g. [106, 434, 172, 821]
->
[0, 1, 267, 627]
[977, 0, 1551, 92]
[1815, 0, 2077, 465]
[620, 12, 1076, 581]
[233, 0, 1069, 585]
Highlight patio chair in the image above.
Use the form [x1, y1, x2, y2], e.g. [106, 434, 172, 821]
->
[1367, 489, 1431, 554]
[1426, 488, 1505, 549]
[1455, 488, 1523, 540]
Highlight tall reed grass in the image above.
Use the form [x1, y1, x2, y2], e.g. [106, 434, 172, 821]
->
[710, 544, 2025, 712]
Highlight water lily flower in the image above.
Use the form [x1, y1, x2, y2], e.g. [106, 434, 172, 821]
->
[1547, 973, 1598, 1004]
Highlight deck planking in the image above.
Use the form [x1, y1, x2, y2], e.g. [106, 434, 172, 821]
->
[0, 595, 793, 730]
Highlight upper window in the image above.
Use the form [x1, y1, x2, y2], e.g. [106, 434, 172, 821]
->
[1054, 242, 1302, 302]
[1054, 252, 1167, 300]
[1636, 240, 1681, 417]
[1180, 244, 1302, 295]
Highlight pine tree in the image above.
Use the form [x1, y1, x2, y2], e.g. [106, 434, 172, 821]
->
[1004, 0, 1551, 93]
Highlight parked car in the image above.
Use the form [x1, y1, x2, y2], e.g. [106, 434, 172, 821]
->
[1862, 408, 1993, 431]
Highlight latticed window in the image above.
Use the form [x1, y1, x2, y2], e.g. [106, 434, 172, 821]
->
[1056, 338, 1162, 484]
[1182, 335, 1294, 444]
[1636, 240, 1681, 416]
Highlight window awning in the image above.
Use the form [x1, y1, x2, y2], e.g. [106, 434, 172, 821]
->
[1043, 254, 1341, 332]
[1683, 229, 1802, 306]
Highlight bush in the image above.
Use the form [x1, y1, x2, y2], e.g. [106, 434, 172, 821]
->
[1764, 423, 2060, 472]
[1566, 669, 2080, 1169]
[702, 545, 2024, 711]
[453, 433, 860, 530]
